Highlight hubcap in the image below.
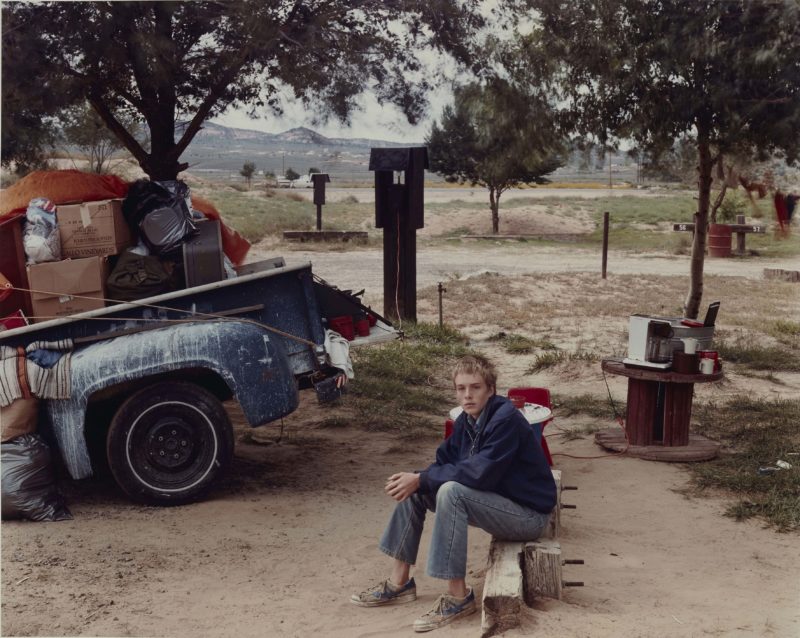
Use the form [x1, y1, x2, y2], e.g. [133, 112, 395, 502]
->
[145, 417, 196, 470]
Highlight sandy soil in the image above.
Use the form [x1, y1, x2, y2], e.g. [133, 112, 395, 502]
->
[2, 206, 799, 637]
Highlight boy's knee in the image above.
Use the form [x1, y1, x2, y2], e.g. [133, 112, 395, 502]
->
[436, 481, 466, 505]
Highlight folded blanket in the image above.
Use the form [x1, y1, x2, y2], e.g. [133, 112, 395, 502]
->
[0, 339, 73, 407]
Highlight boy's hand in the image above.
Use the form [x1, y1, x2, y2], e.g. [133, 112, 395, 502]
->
[385, 472, 420, 502]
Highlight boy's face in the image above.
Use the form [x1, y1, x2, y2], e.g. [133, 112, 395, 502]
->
[454, 372, 494, 418]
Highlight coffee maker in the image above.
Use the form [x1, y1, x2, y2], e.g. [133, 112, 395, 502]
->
[623, 315, 674, 370]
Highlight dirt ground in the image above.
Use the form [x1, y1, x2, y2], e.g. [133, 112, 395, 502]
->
[2, 203, 799, 637]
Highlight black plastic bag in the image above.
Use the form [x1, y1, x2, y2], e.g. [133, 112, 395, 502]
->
[1, 433, 72, 522]
[122, 180, 197, 254]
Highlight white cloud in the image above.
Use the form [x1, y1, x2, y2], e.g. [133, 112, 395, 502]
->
[212, 86, 453, 143]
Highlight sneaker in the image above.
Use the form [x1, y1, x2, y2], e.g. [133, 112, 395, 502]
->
[350, 578, 417, 607]
[413, 588, 476, 632]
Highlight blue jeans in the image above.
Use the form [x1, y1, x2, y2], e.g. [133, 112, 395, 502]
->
[378, 481, 551, 580]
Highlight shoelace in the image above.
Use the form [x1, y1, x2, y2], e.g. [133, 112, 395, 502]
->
[427, 594, 456, 615]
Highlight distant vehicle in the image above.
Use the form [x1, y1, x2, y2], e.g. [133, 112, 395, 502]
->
[275, 175, 293, 188]
[290, 175, 311, 188]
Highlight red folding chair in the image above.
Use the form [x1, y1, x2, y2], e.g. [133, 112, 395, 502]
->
[444, 418, 455, 440]
[507, 387, 554, 466]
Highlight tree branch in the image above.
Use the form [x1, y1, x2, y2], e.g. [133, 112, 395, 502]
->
[87, 92, 149, 168]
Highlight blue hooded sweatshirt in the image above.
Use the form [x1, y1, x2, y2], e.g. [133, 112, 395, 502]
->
[418, 395, 557, 514]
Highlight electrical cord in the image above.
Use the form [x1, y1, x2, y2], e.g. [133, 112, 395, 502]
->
[549, 369, 629, 460]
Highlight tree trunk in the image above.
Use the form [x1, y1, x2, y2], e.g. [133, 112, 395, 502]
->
[490, 186, 500, 234]
[684, 132, 714, 319]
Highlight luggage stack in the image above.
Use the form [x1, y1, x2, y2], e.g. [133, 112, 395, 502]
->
[1, 179, 229, 327]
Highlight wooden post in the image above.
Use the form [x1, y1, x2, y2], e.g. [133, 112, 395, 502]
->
[311, 173, 330, 233]
[481, 540, 524, 637]
[601, 212, 609, 279]
[735, 214, 746, 254]
[523, 540, 563, 604]
[482, 470, 576, 634]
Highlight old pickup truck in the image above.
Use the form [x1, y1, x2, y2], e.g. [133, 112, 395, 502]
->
[0, 258, 393, 505]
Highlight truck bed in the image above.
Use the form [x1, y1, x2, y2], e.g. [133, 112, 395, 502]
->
[0, 261, 394, 376]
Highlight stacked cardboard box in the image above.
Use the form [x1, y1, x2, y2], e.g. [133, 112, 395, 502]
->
[27, 256, 108, 321]
[19, 198, 132, 323]
[58, 199, 131, 258]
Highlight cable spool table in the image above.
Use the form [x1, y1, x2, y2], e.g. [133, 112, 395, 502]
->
[595, 358, 722, 461]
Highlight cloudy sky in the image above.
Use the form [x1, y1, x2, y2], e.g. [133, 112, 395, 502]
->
[210, 84, 454, 143]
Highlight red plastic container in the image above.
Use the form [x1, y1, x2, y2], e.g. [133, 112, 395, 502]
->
[328, 315, 355, 341]
[698, 350, 720, 372]
[367, 313, 377, 327]
[355, 318, 370, 337]
[508, 394, 526, 409]
[1, 310, 27, 331]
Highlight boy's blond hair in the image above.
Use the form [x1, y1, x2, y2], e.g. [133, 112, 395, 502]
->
[452, 355, 497, 392]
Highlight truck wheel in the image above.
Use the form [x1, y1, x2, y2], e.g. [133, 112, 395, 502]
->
[106, 381, 234, 505]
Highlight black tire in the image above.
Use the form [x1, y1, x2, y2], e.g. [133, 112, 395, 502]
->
[106, 381, 234, 505]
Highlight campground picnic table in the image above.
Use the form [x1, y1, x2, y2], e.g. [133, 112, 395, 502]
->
[673, 214, 765, 255]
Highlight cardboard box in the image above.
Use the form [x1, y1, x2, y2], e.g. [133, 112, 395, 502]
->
[58, 199, 132, 258]
[27, 256, 107, 322]
[1, 397, 39, 442]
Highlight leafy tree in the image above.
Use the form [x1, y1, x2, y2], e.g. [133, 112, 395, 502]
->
[285, 167, 301, 182]
[308, 167, 321, 175]
[61, 103, 137, 174]
[427, 80, 564, 233]
[240, 161, 256, 189]
[641, 137, 701, 185]
[519, 0, 800, 317]
[1, 1, 528, 181]
[0, 7, 62, 173]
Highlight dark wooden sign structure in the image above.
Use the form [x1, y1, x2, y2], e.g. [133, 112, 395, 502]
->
[369, 147, 428, 322]
[311, 173, 330, 231]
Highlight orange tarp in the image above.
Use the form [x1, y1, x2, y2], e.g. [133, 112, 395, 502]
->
[0, 170, 249, 264]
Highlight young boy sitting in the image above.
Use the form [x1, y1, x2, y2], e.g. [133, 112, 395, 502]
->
[351, 354, 557, 632]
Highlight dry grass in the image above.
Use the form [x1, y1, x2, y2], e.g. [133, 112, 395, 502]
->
[419, 272, 799, 355]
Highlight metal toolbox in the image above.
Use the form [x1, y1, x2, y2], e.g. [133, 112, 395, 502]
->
[182, 219, 224, 288]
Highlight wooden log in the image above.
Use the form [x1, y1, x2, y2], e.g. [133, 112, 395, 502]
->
[481, 540, 524, 637]
[542, 469, 562, 540]
[523, 540, 563, 605]
[763, 268, 800, 283]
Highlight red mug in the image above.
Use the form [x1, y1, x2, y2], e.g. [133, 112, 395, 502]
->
[698, 350, 720, 372]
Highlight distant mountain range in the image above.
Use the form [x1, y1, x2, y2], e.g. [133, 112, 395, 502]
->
[191, 121, 413, 150]
[179, 122, 418, 180]
[179, 121, 637, 184]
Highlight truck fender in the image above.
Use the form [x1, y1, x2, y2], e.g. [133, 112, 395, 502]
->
[46, 320, 298, 479]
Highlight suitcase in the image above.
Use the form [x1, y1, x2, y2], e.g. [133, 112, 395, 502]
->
[182, 220, 224, 288]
